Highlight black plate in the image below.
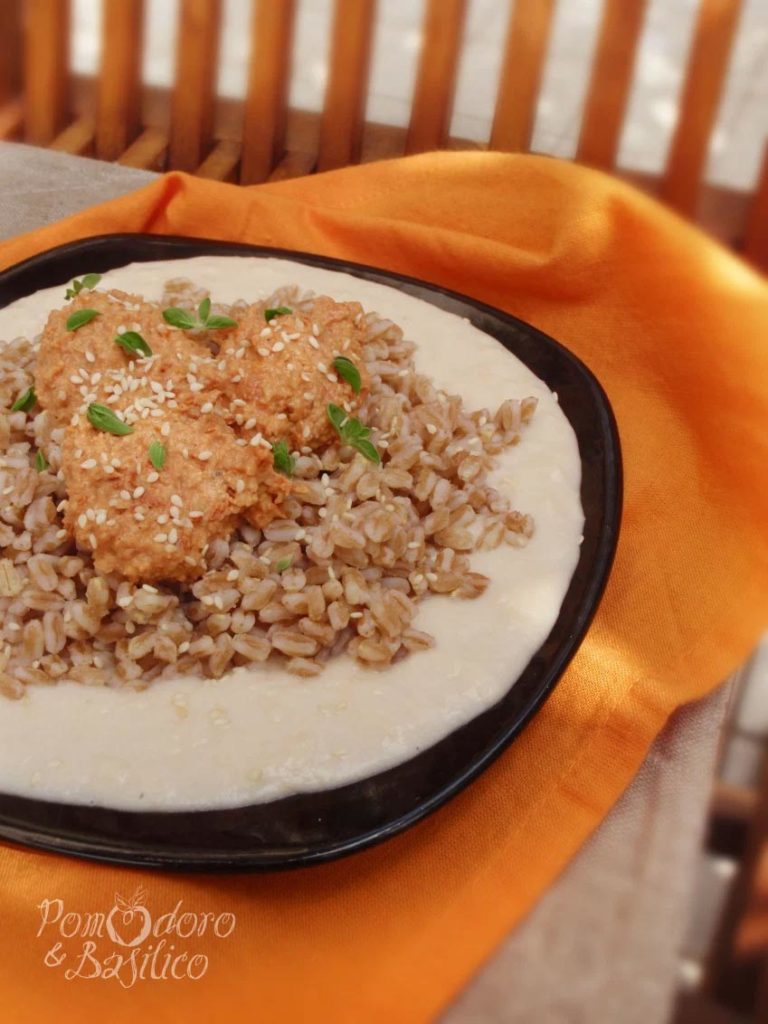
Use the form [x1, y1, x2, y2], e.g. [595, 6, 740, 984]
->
[0, 235, 621, 870]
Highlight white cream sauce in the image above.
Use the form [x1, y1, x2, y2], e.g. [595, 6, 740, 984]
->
[0, 256, 583, 810]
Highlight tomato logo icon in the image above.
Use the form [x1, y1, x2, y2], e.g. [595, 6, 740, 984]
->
[105, 887, 152, 947]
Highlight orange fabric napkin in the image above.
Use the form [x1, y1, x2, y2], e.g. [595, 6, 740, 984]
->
[1, 152, 767, 1023]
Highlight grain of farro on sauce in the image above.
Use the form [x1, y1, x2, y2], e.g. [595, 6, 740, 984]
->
[0, 257, 583, 809]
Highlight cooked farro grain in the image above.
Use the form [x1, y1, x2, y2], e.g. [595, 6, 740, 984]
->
[0, 279, 537, 696]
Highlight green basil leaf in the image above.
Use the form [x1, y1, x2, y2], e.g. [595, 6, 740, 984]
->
[66, 309, 101, 331]
[115, 330, 153, 358]
[87, 403, 134, 436]
[148, 441, 166, 470]
[326, 403, 347, 433]
[11, 386, 36, 413]
[65, 273, 101, 300]
[162, 307, 198, 330]
[34, 450, 48, 472]
[332, 356, 362, 394]
[275, 556, 293, 573]
[264, 306, 292, 323]
[351, 437, 380, 465]
[205, 314, 238, 329]
[198, 297, 211, 323]
[271, 439, 295, 477]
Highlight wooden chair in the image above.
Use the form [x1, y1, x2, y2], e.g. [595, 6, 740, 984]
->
[0, 0, 766, 271]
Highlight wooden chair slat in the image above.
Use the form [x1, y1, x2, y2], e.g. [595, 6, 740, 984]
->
[490, 0, 556, 152]
[96, 0, 144, 161]
[118, 126, 168, 170]
[23, 0, 71, 145]
[0, 0, 22, 106]
[406, 0, 467, 155]
[0, 100, 24, 141]
[577, 0, 648, 169]
[240, 0, 296, 184]
[317, 0, 376, 172]
[197, 139, 241, 182]
[744, 143, 768, 273]
[50, 115, 95, 156]
[169, 0, 222, 172]
[661, 0, 744, 214]
[269, 150, 316, 182]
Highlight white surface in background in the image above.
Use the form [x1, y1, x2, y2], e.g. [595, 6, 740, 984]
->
[70, 0, 768, 191]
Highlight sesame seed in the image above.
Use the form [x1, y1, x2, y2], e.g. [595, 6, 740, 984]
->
[85, 351, 96, 363]
[116, 325, 126, 335]
[272, 341, 285, 353]
[317, 362, 328, 372]
[426, 424, 437, 435]
[257, 347, 270, 357]
[197, 451, 212, 461]
[77, 513, 87, 528]
[189, 511, 204, 519]
[88, 532, 97, 548]
[160, 422, 171, 437]
[157, 514, 168, 524]
[308, 337, 319, 350]
[201, 401, 213, 414]
[170, 494, 183, 507]
[153, 532, 168, 543]
[147, 471, 159, 483]
[79, 459, 97, 469]
[259, 327, 272, 337]
[133, 486, 145, 499]
[168, 528, 178, 544]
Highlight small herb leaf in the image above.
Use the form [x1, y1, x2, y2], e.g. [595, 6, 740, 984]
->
[66, 309, 101, 331]
[115, 330, 153, 358]
[198, 297, 211, 323]
[332, 356, 362, 394]
[11, 386, 36, 413]
[34, 450, 48, 473]
[326, 404, 380, 464]
[65, 273, 101, 300]
[205, 314, 237, 329]
[272, 439, 295, 477]
[275, 556, 293, 573]
[264, 306, 292, 323]
[87, 403, 134, 436]
[162, 307, 198, 330]
[326, 403, 347, 432]
[148, 441, 167, 470]
[353, 438, 380, 465]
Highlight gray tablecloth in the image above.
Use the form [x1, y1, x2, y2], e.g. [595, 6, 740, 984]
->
[0, 141, 729, 1024]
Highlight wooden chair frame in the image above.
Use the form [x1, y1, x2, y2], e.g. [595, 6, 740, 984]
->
[0, 0, 765, 269]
